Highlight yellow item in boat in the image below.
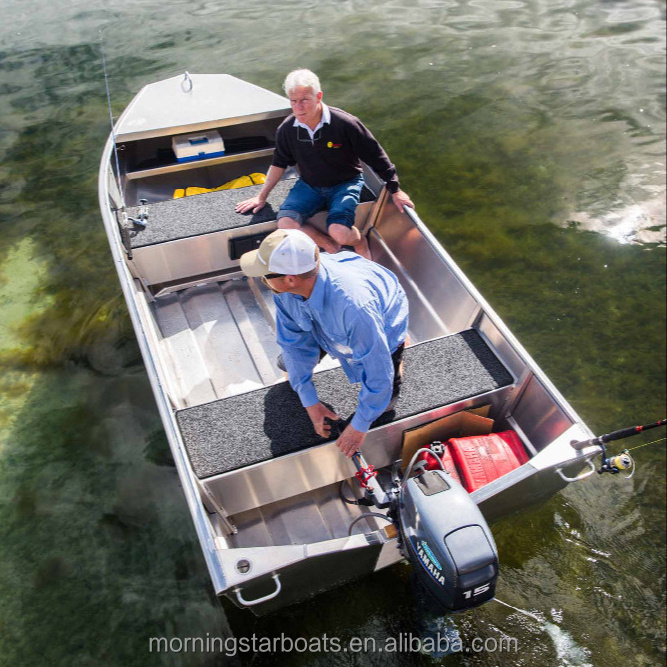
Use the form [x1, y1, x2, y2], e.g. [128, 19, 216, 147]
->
[173, 173, 266, 199]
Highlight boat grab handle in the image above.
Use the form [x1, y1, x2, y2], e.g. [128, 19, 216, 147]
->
[556, 459, 597, 483]
[233, 573, 281, 607]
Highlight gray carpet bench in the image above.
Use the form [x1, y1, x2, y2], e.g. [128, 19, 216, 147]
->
[125, 177, 377, 248]
[125, 178, 296, 248]
[176, 330, 514, 480]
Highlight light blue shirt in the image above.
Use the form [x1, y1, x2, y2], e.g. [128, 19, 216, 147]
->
[274, 252, 409, 432]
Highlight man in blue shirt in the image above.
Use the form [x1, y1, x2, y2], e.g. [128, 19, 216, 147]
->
[240, 229, 409, 457]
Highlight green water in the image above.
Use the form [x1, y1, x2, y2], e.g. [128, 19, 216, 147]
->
[0, 0, 665, 665]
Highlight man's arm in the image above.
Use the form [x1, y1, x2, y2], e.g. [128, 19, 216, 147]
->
[346, 118, 414, 209]
[335, 307, 396, 457]
[275, 297, 340, 438]
[236, 121, 295, 214]
[235, 165, 285, 214]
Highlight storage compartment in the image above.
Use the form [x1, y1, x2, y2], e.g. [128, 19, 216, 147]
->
[119, 117, 285, 205]
[401, 409, 493, 469]
[124, 155, 276, 205]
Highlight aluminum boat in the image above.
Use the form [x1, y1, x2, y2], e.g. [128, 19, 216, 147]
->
[98, 73, 600, 615]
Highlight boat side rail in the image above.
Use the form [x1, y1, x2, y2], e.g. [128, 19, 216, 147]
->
[99, 139, 232, 592]
[391, 204, 593, 446]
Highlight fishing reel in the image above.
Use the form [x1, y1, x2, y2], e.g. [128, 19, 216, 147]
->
[571, 418, 665, 480]
[126, 199, 149, 229]
[597, 445, 634, 478]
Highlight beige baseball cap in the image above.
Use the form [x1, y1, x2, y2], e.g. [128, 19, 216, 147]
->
[240, 229, 319, 277]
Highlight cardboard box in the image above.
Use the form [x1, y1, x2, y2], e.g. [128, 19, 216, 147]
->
[401, 406, 493, 471]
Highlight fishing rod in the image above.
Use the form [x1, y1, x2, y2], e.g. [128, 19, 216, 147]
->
[571, 419, 666, 450]
[99, 33, 148, 260]
[571, 419, 666, 477]
[100, 32, 126, 212]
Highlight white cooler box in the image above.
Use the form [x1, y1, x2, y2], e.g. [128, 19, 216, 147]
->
[172, 130, 225, 163]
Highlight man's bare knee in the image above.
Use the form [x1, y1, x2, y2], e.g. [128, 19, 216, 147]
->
[277, 217, 301, 229]
[328, 224, 359, 245]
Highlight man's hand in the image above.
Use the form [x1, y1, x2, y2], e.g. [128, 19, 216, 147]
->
[335, 424, 366, 458]
[392, 189, 414, 210]
[306, 402, 341, 438]
[235, 195, 266, 214]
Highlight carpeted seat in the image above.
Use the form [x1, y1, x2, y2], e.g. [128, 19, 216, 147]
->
[126, 179, 297, 248]
[125, 178, 377, 248]
[176, 330, 514, 479]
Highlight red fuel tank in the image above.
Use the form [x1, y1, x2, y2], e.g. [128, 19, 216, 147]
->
[447, 431, 529, 492]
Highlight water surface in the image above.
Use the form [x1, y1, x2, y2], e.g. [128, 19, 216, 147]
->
[0, 1, 665, 665]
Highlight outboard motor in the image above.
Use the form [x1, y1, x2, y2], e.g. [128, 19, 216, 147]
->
[349, 450, 499, 613]
[399, 468, 498, 611]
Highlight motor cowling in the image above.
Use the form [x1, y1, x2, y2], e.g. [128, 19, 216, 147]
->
[398, 469, 498, 612]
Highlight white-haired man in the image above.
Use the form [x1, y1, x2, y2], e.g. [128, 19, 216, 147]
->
[236, 69, 414, 258]
[240, 228, 409, 457]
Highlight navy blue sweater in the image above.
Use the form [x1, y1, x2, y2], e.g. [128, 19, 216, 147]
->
[271, 106, 400, 194]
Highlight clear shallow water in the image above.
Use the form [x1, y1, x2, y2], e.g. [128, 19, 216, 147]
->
[0, 1, 665, 665]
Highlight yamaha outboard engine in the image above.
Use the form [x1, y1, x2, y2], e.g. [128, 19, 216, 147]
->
[349, 451, 499, 613]
[398, 469, 498, 611]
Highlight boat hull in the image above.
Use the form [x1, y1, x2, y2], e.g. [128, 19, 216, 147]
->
[98, 74, 599, 616]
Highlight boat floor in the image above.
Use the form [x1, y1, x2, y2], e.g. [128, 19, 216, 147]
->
[227, 479, 388, 548]
[150, 276, 297, 409]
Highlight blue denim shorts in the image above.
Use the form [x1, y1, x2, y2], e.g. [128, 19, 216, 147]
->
[277, 175, 365, 229]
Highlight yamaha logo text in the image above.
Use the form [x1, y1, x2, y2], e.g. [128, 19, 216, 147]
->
[413, 538, 446, 586]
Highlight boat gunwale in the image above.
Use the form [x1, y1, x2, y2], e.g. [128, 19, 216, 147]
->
[98, 135, 230, 594]
[400, 204, 594, 439]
